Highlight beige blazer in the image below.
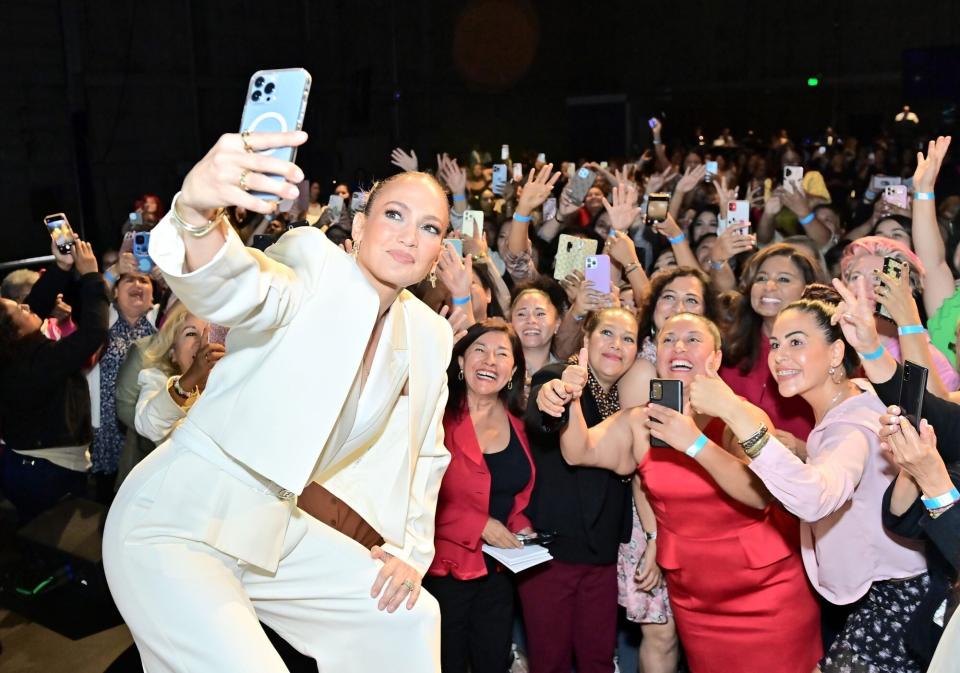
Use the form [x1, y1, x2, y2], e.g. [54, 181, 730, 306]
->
[147, 206, 452, 572]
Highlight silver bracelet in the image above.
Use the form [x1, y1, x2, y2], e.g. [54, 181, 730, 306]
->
[170, 193, 225, 238]
[644, 530, 658, 541]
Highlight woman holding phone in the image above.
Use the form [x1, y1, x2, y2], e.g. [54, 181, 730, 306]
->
[547, 312, 821, 673]
[102, 127, 458, 673]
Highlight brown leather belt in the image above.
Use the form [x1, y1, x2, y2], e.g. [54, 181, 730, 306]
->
[298, 482, 385, 550]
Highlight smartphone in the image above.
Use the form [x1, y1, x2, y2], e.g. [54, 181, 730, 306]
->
[327, 194, 344, 218]
[462, 210, 484, 238]
[536, 152, 546, 164]
[501, 144, 510, 160]
[648, 117, 659, 129]
[554, 234, 598, 281]
[871, 175, 902, 192]
[883, 185, 909, 209]
[444, 238, 463, 257]
[542, 197, 558, 222]
[568, 166, 598, 205]
[516, 531, 556, 546]
[719, 200, 751, 235]
[649, 379, 683, 448]
[251, 234, 275, 251]
[350, 191, 367, 214]
[513, 162, 524, 181]
[132, 231, 154, 273]
[492, 163, 508, 195]
[705, 160, 719, 182]
[898, 361, 928, 432]
[43, 213, 73, 255]
[584, 254, 611, 294]
[783, 165, 803, 189]
[875, 256, 904, 322]
[239, 68, 312, 201]
[208, 323, 230, 347]
[646, 193, 670, 223]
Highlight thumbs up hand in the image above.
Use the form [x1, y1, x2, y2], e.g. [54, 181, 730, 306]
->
[560, 347, 591, 401]
[688, 366, 738, 419]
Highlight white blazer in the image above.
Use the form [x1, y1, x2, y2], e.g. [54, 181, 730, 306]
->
[146, 205, 452, 572]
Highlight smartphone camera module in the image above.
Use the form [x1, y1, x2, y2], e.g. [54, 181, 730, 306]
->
[254, 76, 265, 88]
[651, 382, 663, 400]
[251, 90, 262, 102]
[585, 257, 597, 270]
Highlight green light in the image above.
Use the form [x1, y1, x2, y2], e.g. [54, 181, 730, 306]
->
[807, 77, 820, 87]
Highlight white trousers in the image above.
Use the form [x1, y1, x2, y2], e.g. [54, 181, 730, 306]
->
[102, 440, 441, 673]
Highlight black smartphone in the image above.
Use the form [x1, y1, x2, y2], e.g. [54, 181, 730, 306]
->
[875, 256, 903, 322]
[649, 379, 683, 448]
[251, 234, 275, 251]
[898, 360, 928, 432]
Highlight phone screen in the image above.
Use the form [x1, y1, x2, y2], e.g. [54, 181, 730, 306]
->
[44, 213, 73, 254]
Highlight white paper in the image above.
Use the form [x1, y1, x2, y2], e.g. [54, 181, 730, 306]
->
[482, 544, 552, 573]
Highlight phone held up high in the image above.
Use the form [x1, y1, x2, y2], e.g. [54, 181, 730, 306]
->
[132, 231, 154, 273]
[44, 213, 74, 255]
[649, 379, 683, 448]
[239, 68, 312, 201]
[646, 193, 670, 223]
[875, 256, 904, 322]
[584, 254, 611, 295]
[568, 166, 598, 205]
[898, 361, 928, 432]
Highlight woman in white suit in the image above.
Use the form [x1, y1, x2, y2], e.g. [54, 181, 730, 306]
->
[102, 129, 456, 673]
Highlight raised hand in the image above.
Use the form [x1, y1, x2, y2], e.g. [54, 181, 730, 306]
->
[602, 182, 642, 232]
[712, 225, 756, 265]
[645, 165, 678, 194]
[436, 241, 474, 301]
[606, 231, 641, 269]
[72, 240, 99, 276]
[537, 377, 573, 418]
[390, 147, 419, 173]
[179, 131, 307, 221]
[559, 269, 585, 303]
[676, 164, 707, 194]
[831, 277, 881, 353]
[645, 403, 702, 453]
[688, 368, 739, 420]
[763, 192, 783, 217]
[560, 347, 590, 400]
[461, 221, 489, 260]
[572, 280, 614, 319]
[780, 181, 811, 217]
[873, 260, 921, 328]
[652, 213, 683, 241]
[557, 187, 580, 220]
[913, 136, 952, 193]
[439, 304, 471, 340]
[516, 164, 561, 216]
[713, 174, 736, 211]
[179, 327, 226, 392]
[881, 417, 953, 498]
[436, 153, 467, 195]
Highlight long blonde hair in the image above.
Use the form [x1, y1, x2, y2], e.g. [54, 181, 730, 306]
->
[141, 304, 192, 376]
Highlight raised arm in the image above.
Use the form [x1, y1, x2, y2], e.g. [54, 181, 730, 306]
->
[911, 136, 954, 317]
[509, 164, 559, 256]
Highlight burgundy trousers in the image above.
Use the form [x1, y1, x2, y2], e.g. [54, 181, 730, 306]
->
[517, 559, 618, 673]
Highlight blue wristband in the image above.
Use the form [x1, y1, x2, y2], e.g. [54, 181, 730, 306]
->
[685, 434, 708, 459]
[710, 259, 726, 270]
[452, 193, 466, 202]
[668, 232, 686, 245]
[104, 269, 118, 284]
[798, 212, 816, 226]
[922, 488, 960, 510]
[897, 325, 927, 336]
[451, 296, 471, 306]
[514, 213, 532, 223]
[858, 344, 885, 361]
[914, 192, 935, 201]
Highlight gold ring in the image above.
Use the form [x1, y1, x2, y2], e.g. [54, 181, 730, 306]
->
[402, 579, 415, 591]
[239, 169, 251, 191]
[240, 130, 254, 153]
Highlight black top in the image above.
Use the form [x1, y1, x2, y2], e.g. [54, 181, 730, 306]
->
[0, 272, 109, 451]
[484, 424, 530, 526]
[523, 363, 631, 565]
[872, 364, 960, 464]
[882, 466, 960, 668]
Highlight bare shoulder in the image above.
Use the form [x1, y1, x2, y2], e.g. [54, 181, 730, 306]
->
[619, 358, 655, 408]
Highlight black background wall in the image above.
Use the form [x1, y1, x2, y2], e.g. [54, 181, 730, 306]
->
[1, 0, 958, 261]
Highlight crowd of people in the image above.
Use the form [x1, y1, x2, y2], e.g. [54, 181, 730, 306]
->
[1, 116, 959, 673]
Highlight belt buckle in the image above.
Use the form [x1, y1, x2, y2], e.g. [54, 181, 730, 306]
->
[277, 488, 295, 501]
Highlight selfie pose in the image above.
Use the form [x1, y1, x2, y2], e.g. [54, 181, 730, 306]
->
[102, 73, 454, 673]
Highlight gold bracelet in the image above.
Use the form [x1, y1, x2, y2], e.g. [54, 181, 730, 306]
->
[171, 193, 225, 238]
[744, 432, 770, 459]
[739, 423, 769, 450]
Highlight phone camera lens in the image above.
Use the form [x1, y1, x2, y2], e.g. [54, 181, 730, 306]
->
[254, 76, 265, 88]
[251, 90, 262, 102]
[264, 82, 275, 94]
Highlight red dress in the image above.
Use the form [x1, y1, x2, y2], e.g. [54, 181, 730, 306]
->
[637, 418, 822, 673]
[720, 331, 815, 442]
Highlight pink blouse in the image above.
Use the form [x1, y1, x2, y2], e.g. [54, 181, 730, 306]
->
[748, 380, 927, 604]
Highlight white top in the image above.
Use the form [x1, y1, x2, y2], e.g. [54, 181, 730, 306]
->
[134, 368, 188, 443]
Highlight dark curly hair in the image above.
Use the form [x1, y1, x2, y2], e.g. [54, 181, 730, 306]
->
[636, 266, 718, 344]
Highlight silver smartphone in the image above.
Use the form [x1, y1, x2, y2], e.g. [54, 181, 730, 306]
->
[239, 68, 312, 201]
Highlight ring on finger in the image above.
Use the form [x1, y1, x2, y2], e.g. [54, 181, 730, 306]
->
[239, 169, 251, 191]
[240, 130, 254, 153]
[402, 579, 416, 592]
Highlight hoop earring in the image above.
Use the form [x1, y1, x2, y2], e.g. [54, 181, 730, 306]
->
[458, 369, 464, 381]
[507, 380, 513, 390]
[429, 268, 438, 288]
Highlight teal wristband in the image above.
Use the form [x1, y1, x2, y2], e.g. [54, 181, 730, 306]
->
[451, 296, 471, 306]
[104, 269, 118, 284]
[710, 260, 726, 271]
[685, 434, 708, 458]
[858, 344, 885, 361]
[914, 192, 935, 201]
[798, 212, 816, 226]
[514, 213, 532, 223]
[922, 488, 960, 510]
[668, 233, 686, 245]
[452, 193, 466, 202]
[897, 325, 926, 336]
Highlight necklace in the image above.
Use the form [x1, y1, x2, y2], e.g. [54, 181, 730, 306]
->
[822, 385, 850, 418]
